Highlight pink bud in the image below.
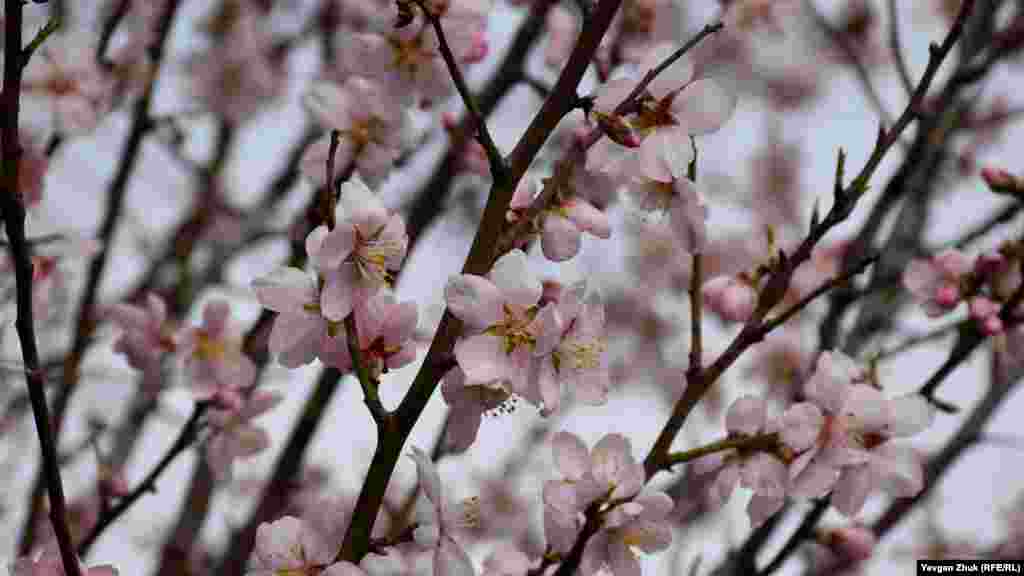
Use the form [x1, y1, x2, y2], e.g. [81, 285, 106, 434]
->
[934, 284, 960, 309]
[441, 111, 459, 131]
[982, 315, 1004, 335]
[819, 525, 877, 562]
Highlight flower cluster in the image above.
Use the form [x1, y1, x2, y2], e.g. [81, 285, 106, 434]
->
[544, 432, 673, 575]
[443, 250, 609, 435]
[689, 351, 934, 526]
[252, 179, 415, 377]
[904, 244, 1024, 335]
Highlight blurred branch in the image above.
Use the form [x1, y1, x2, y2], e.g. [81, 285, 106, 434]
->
[19, 0, 185, 555]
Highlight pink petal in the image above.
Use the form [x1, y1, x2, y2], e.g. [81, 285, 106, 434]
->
[454, 334, 514, 384]
[445, 274, 504, 329]
[725, 395, 767, 436]
[564, 199, 611, 239]
[541, 214, 582, 262]
[489, 250, 542, 309]
[779, 402, 824, 452]
[672, 78, 737, 135]
[832, 465, 873, 517]
[252, 267, 318, 314]
[552, 431, 591, 482]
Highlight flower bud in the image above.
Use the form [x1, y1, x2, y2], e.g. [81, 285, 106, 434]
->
[818, 525, 877, 562]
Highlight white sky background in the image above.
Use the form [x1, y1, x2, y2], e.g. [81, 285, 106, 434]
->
[3, 0, 1024, 574]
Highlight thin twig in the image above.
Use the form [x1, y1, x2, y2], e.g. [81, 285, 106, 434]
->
[76, 404, 208, 554]
[688, 252, 704, 376]
[418, 3, 506, 178]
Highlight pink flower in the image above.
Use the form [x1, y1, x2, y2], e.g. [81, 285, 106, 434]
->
[251, 266, 334, 368]
[320, 290, 419, 375]
[206, 390, 282, 481]
[247, 515, 365, 575]
[188, 7, 283, 124]
[301, 78, 406, 186]
[22, 34, 114, 134]
[305, 180, 409, 322]
[529, 289, 610, 414]
[543, 432, 646, 556]
[444, 249, 547, 393]
[628, 177, 708, 252]
[691, 396, 790, 526]
[179, 300, 256, 409]
[789, 352, 935, 516]
[408, 447, 478, 576]
[903, 249, 972, 316]
[702, 275, 758, 322]
[337, 29, 452, 105]
[106, 293, 176, 373]
[579, 490, 674, 576]
[587, 44, 737, 182]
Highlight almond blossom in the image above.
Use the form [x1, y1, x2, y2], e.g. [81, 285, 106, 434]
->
[188, 1, 284, 124]
[106, 293, 176, 375]
[305, 179, 409, 322]
[205, 390, 282, 481]
[529, 286, 610, 414]
[543, 432, 646, 554]
[788, 352, 934, 516]
[179, 300, 256, 409]
[408, 447, 478, 576]
[337, 28, 452, 105]
[587, 43, 736, 183]
[251, 266, 336, 368]
[627, 176, 708, 253]
[320, 290, 419, 375]
[444, 249, 550, 395]
[300, 79, 407, 187]
[690, 395, 792, 526]
[579, 490, 674, 576]
[22, 34, 114, 134]
[247, 515, 367, 575]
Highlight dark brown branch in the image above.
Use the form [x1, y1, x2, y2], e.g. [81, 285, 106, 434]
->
[336, 0, 625, 563]
[2, 1, 80, 572]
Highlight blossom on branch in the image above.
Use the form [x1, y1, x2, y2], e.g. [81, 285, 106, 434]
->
[301, 78, 407, 187]
[789, 352, 934, 517]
